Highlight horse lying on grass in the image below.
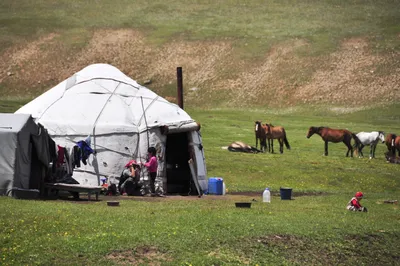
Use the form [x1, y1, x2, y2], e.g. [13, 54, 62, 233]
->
[306, 126, 361, 157]
[223, 141, 262, 153]
[352, 131, 385, 159]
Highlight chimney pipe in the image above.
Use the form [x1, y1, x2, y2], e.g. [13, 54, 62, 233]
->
[177, 67, 183, 109]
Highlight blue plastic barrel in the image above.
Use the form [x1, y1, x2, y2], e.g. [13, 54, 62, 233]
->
[280, 187, 292, 200]
[208, 177, 223, 195]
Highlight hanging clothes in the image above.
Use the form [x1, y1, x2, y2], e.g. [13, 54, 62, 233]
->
[71, 145, 81, 168]
[77, 140, 94, 165]
[56, 145, 65, 167]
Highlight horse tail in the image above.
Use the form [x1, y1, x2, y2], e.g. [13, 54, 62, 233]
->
[351, 133, 361, 150]
[352, 135, 359, 155]
[283, 129, 291, 150]
[391, 134, 397, 154]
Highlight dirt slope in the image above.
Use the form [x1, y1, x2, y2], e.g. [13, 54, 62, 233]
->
[1, 29, 399, 107]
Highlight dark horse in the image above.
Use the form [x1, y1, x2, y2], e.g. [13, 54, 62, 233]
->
[264, 123, 291, 154]
[385, 133, 400, 156]
[254, 121, 271, 152]
[306, 126, 360, 157]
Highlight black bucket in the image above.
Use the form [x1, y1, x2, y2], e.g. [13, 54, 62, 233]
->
[280, 187, 292, 200]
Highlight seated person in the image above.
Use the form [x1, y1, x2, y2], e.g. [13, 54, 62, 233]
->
[346, 191, 368, 212]
[119, 160, 140, 196]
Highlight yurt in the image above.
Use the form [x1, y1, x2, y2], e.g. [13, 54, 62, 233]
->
[16, 64, 207, 195]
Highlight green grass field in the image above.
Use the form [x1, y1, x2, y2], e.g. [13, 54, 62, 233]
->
[1, 0, 400, 265]
[1, 105, 399, 265]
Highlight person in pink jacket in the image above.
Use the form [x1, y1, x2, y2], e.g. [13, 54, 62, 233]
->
[347, 191, 368, 212]
[141, 147, 159, 196]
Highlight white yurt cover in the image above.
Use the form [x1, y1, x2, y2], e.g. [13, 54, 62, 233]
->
[16, 64, 206, 190]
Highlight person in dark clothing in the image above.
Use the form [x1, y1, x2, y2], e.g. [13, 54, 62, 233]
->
[119, 160, 140, 196]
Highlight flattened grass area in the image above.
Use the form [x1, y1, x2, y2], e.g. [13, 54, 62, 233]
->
[1, 105, 399, 265]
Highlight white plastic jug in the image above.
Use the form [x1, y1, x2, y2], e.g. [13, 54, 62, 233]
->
[263, 188, 271, 203]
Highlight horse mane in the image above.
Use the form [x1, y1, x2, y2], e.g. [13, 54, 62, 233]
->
[311, 126, 325, 132]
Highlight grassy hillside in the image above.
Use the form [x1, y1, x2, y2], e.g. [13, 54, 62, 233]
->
[0, 0, 399, 107]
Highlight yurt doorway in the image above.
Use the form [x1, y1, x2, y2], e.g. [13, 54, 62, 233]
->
[165, 132, 195, 195]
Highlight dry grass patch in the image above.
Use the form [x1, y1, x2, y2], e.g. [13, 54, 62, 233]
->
[106, 246, 172, 266]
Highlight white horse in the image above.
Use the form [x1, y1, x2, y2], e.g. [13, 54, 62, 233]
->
[353, 131, 385, 159]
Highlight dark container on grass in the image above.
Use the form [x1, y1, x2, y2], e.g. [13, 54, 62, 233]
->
[280, 187, 292, 200]
[107, 201, 120, 207]
[235, 202, 251, 208]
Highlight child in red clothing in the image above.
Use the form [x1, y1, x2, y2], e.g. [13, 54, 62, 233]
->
[347, 192, 368, 212]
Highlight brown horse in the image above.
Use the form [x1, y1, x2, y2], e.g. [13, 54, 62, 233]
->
[306, 126, 360, 157]
[264, 123, 291, 154]
[254, 121, 265, 152]
[254, 121, 272, 152]
[385, 133, 400, 156]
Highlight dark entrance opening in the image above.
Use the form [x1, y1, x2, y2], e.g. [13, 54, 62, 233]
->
[165, 132, 196, 195]
[29, 141, 43, 190]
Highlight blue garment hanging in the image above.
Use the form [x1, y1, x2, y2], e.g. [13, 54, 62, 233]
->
[77, 140, 94, 165]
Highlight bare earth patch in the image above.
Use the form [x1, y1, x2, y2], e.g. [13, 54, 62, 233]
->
[1, 30, 399, 107]
[106, 246, 172, 266]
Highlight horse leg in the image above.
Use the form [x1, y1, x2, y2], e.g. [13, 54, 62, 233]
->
[262, 139, 267, 153]
[324, 141, 328, 156]
[369, 144, 374, 159]
[373, 143, 378, 158]
[359, 144, 365, 158]
[345, 139, 353, 157]
[271, 139, 274, 153]
[279, 139, 284, 154]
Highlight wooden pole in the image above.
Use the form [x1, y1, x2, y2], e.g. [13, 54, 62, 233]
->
[177, 67, 183, 109]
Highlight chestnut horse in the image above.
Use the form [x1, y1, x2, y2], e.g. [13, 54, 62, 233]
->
[385, 133, 400, 156]
[264, 123, 291, 154]
[306, 126, 360, 157]
[254, 121, 271, 152]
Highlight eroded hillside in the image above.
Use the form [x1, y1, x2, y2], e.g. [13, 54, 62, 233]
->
[1, 29, 399, 108]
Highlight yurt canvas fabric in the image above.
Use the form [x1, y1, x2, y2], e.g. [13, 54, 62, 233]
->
[16, 64, 207, 195]
[0, 113, 55, 196]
